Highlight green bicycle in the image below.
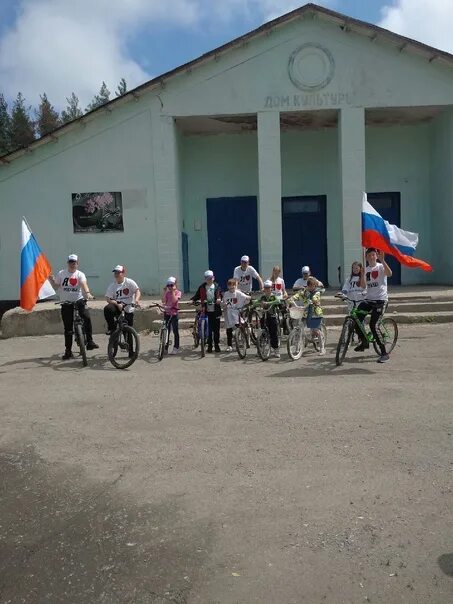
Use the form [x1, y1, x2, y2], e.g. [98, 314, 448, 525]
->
[335, 295, 398, 366]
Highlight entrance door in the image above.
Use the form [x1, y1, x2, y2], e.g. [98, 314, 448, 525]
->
[282, 196, 328, 287]
[367, 192, 401, 285]
[206, 197, 259, 289]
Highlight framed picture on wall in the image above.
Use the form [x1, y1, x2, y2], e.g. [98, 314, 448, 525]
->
[72, 192, 124, 233]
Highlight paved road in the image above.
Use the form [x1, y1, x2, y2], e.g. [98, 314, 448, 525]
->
[1, 325, 452, 603]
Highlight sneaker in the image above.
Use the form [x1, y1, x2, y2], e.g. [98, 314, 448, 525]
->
[377, 353, 390, 363]
[272, 348, 281, 359]
[226, 346, 233, 352]
[215, 346, 221, 353]
[86, 341, 99, 350]
[170, 348, 179, 355]
[62, 350, 73, 360]
[207, 346, 213, 353]
[354, 344, 369, 352]
[318, 348, 326, 356]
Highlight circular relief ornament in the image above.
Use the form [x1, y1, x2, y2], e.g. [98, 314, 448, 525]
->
[288, 43, 335, 91]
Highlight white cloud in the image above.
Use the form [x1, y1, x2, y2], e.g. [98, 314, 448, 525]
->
[0, 0, 338, 109]
[379, 0, 453, 54]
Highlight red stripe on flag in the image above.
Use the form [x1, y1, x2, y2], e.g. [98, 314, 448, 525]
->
[362, 230, 432, 272]
[20, 253, 52, 311]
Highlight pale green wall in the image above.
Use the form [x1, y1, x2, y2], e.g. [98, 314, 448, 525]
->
[366, 123, 433, 284]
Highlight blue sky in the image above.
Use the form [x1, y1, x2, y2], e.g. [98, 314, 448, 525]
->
[0, 0, 451, 109]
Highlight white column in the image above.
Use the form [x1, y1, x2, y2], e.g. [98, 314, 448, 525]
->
[151, 114, 183, 285]
[339, 107, 366, 272]
[257, 111, 282, 280]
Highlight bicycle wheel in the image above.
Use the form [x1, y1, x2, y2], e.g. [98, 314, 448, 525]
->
[235, 327, 247, 359]
[313, 322, 327, 352]
[335, 318, 354, 366]
[249, 309, 260, 344]
[257, 331, 271, 361]
[287, 328, 304, 360]
[108, 326, 140, 369]
[157, 327, 167, 361]
[200, 320, 206, 358]
[372, 318, 398, 355]
[75, 323, 87, 367]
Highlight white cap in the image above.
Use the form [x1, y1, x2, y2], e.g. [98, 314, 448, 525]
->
[301, 265, 310, 274]
[68, 254, 78, 262]
[263, 279, 273, 288]
[204, 270, 214, 278]
[112, 265, 125, 273]
[167, 276, 176, 285]
[241, 255, 250, 263]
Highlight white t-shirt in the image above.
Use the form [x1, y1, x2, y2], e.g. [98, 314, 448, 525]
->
[233, 265, 260, 293]
[271, 277, 286, 299]
[55, 269, 86, 302]
[106, 278, 140, 312]
[293, 277, 323, 290]
[365, 263, 388, 301]
[342, 275, 366, 302]
[223, 289, 250, 328]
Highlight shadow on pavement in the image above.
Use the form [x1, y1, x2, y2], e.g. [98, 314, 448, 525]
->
[438, 553, 453, 577]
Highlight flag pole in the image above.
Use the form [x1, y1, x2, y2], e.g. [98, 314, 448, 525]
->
[22, 215, 34, 233]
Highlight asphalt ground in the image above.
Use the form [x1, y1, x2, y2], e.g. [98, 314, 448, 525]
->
[0, 324, 452, 603]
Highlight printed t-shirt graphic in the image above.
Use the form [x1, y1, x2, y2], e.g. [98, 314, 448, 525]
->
[233, 265, 259, 293]
[342, 275, 366, 301]
[223, 289, 249, 328]
[55, 270, 86, 302]
[271, 277, 285, 299]
[365, 263, 388, 301]
[105, 278, 139, 312]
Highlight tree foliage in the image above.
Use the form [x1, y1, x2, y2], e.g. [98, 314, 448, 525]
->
[36, 93, 60, 137]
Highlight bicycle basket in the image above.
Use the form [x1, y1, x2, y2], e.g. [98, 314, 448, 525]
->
[289, 306, 305, 320]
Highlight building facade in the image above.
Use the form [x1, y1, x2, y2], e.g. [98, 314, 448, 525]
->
[1, 3, 453, 300]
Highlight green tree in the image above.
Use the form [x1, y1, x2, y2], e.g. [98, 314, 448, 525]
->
[61, 92, 83, 123]
[36, 93, 60, 137]
[0, 93, 12, 155]
[116, 78, 127, 97]
[9, 92, 35, 150]
[86, 81, 111, 111]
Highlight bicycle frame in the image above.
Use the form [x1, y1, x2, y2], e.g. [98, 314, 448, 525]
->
[340, 298, 385, 344]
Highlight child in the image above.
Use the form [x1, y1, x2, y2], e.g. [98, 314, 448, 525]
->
[341, 261, 366, 308]
[260, 280, 282, 358]
[223, 278, 251, 352]
[162, 276, 182, 354]
[190, 270, 223, 353]
[269, 265, 287, 300]
[289, 276, 326, 355]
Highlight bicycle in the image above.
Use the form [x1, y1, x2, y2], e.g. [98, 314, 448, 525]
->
[107, 303, 140, 369]
[58, 301, 88, 367]
[149, 303, 175, 361]
[244, 292, 261, 344]
[256, 301, 281, 361]
[192, 303, 209, 358]
[335, 295, 398, 366]
[231, 306, 254, 359]
[286, 303, 327, 360]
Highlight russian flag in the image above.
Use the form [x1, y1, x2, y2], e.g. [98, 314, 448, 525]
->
[362, 194, 433, 272]
[20, 219, 55, 311]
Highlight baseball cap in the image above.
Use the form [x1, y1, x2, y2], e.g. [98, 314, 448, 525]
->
[301, 265, 310, 274]
[241, 255, 250, 263]
[112, 265, 125, 273]
[263, 279, 273, 288]
[204, 270, 214, 278]
[167, 276, 176, 285]
[68, 254, 78, 262]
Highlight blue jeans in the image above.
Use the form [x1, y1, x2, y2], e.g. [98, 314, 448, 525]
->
[164, 314, 180, 348]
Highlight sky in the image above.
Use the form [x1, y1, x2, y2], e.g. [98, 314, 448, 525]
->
[0, 0, 452, 110]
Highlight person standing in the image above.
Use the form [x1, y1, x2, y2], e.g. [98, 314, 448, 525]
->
[223, 278, 251, 352]
[269, 265, 287, 300]
[191, 270, 223, 353]
[49, 254, 98, 360]
[104, 265, 141, 333]
[233, 255, 264, 293]
[292, 265, 324, 291]
[162, 276, 181, 354]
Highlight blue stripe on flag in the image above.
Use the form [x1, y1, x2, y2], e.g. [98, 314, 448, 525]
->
[393, 243, 415, 257]
[361, 212, 390, 240]
[20, 234, 42, 286]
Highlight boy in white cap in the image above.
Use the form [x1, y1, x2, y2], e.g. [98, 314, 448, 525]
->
[104, 265, 141, 335]
[49, 254, 98, 360]
[162, 276, 182, 354]
[293, 266, 324, 292]
[233, 255, 264, 294]
[191, 270, 223, 352]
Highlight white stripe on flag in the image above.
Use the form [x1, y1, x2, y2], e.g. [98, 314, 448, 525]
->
[38, 279, 56, 300]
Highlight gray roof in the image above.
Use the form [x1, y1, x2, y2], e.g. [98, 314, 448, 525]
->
[2, 2, 453, 164]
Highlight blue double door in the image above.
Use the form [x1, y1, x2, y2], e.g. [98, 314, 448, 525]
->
[206, 197, 259, 289]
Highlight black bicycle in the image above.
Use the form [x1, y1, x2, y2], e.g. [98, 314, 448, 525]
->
[150, 303, 174, 361]
[58, 301, 89, 366]
[256, 301, 281, 361]
[107, 304, 140, 369]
